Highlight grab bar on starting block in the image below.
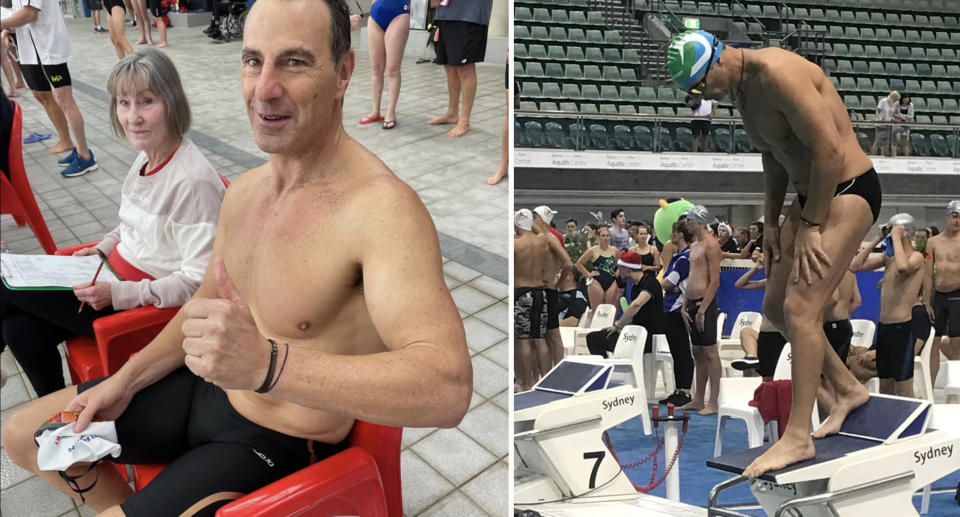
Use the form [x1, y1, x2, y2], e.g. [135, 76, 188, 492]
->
[514, 416, 603, 440]
[774, 471, 915, 517]
[707, 475, 754, 517]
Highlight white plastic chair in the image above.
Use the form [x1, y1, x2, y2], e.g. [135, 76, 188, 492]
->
[943, 360, 960, 402]
[718, 311, 763, 348]
[920, 403, 960, 514]
[714, 343, 792, 457]
[643, 334, 674, 399]
[850, 319, 877, 349]
[913, 328, 937, 402]
[574, 304, 617, 354]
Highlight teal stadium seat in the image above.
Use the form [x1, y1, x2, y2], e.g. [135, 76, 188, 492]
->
[656, 127, 672, 152]
[921, 31, 935, 42]
[637, 105, 656, 116]
[620, 68, 638, 83]
[891, 30, 906, 43]
[932, 115, 948, 124]
[943, 99, 958, 114]
[674, 127, 693, 152]
[586, 30, 603, 44]
[861, 29, 876, 41]
[618, 104, 637, 114]
[599, 104, 618, 114]
[901, 15, 915, 26]
[622, 49, 640, 64]
[840, 77, 857, 91]
[561, 83, 580, 100]
[550, 9, 568, 25]
[639, 87, 657, 102]
[916, 15, 930, 27]
[540, 102, 558, 111]
[834, 43, 848, 56]
[917, 63, 932, 77]
[587, 11, 605, 25]
[935, 32, 950, 44]
[548, 27, 566, 41]
[524, 121, 545, 147]
[580, 102, 598, 113]
[530, 26, 549, 40]
[529, 44, 547, 59]
[525, 62, 544, 78]
[613, 125, 634, 150]
[602, 66, 621, 82]
[714, 128, 732, 153]
[604, 30, 622, 45]
[734, 129, 752, 153]
[657, 87, 676, 103]
[911, 134, 930, 155]
[937, 81, 952, 94]
[825, 9, 840, 22]
[931, 65, 947, 78]
[885, 13, 899, 26]
[515, 7, 532, 22]
[545, 63, 563, 79]
[874, 79, 889, 93]
[568, 123, 587, 148]
[521, 82, 542, 98]
[921, 81, 937, 94]
[901, 64, 916, 77]
[567, 47, 586, 61]
[927, 48, 942, 62]
[569, 10, 587, 25]
[585, 47, 603, 63]
[547, 45, 565, 60]
[808, 9, 823, 21]
[532, 8, 550, 22]
[658, 106, 675, 116]
[868, 62, 883, 76]
[581, 84, 601, 101]
[583, 65, 602, 81]
[590, 124, 610, 149]
[559, 102, 579, 112]
[568, 28, 586, 43]
[839, 60, 854, 73]
[603, 48, 621, 62]
[515, 26, 529, 39]
[620, 86, 638, 102]
[634, 126, 653, 151]
[542, 82, 562, 98]
[913, 97, 926, 111]
[545, 122, 564, 148]
[880, 46, 895, 59]
[600, 85, 620, 102]
[905, 30, 920, 42]
[514, 44, 527, 59]
[518, 101, 537, 111]
[870, 13, 884, 24]
[564, 64, 583, 80]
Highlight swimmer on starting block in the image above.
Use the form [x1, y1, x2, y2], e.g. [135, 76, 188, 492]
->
[667, 30, 880, 477]
[2, 2, 473, 515]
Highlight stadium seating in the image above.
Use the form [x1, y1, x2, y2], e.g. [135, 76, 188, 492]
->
[514, 0, 960, 154]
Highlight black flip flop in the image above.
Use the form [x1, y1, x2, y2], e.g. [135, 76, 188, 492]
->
[382, 120, 396, 130]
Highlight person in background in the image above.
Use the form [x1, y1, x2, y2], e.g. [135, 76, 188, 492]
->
[892, 94, 914, 157]
[871, 90, 899, 156]
[1, 48, 225, 398]
[427, 0, 493, 137]
[688, 90, 715, 152]
[358, 0, 410, 130]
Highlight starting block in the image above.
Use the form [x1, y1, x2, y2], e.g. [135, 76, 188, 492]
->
[706, 394, 960, 517]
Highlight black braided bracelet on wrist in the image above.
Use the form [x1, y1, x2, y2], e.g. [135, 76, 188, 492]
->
[255, 339, 279, 393]
[800, 215, 821, 227]
[266, 343, 289, 392]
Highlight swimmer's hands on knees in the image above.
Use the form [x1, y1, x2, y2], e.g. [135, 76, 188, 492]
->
[72, 282, 113, 311]
[181, 257, 270, 391]
[65, 377, 134, 433]
[792, 227, 832, 285]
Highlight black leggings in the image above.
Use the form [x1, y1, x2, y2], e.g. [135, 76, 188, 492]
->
[664, 311, 693, 390]
[0, 283, 115, 396]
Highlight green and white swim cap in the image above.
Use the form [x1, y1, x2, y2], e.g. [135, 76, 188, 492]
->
[666, 30, 724, 90]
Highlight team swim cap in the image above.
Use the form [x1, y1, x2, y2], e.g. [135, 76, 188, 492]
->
[666, 30, 724, 90]
[948, 200, 960, 215]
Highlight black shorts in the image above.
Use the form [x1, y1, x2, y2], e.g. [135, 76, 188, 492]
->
[434, 20, 487, 66]
[757, 330, 788, 378]
[20, 62, 71, 92]
[691, 119, 711, 137]
[78, 368, 348, 517]
[515, 287, 547, 339]
[912, 304, 933, 343]
[823, 319, 853, 364]
[797, 167, 882, 223]
[876, 321, 915, 381]
[544, 287, 560, 330]
[86, 0, 103, 11]
[104, 0, 125, 13]
[148, 0, 169, 16]
[558, 288, 588, 321]
[933, 288, 960, 338]
[684, 297, 718, 346]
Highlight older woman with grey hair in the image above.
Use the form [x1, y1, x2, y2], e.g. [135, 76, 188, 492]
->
[1, 47, 225, 398]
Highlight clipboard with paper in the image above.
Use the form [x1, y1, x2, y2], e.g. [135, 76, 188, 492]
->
[0, 253, 122, 290]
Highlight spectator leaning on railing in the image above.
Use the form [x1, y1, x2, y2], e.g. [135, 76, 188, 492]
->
[892, 94, 914, 157]
[872, 90, 900, 156]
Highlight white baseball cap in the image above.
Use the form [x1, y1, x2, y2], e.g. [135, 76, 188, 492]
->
[533, 205, 558, 225]
[515, 209, 533, 230]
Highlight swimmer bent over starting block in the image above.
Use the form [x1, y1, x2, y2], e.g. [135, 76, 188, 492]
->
[667, 31, 880, 477]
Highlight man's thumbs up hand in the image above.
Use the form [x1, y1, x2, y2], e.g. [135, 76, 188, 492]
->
[182, 257, 270, 390]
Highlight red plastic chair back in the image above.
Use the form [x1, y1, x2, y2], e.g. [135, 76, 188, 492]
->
[2, 101, 57, 253]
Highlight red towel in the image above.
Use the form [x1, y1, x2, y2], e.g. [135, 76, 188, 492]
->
[748, 380, 792, 438]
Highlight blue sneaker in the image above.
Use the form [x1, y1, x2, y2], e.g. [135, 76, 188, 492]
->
[57, 147, 78, 167]
[61, 150, 98, 177]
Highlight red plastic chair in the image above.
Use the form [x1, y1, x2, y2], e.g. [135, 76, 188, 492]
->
[54, 242, 180, 383]
[131, 421, 403, 517]
[1, 100, 58, 253]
